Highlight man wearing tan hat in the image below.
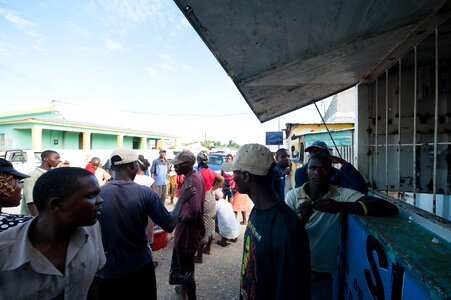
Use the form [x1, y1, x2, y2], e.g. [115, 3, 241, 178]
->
[232, 143, 311, 299]
[168, 149, 205, 300]
[96, 147, 194, 300]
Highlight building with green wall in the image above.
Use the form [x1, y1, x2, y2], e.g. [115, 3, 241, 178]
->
[0, 106, 178, 152]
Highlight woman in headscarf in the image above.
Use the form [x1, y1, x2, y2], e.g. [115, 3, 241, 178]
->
[194, 150, 224, 263]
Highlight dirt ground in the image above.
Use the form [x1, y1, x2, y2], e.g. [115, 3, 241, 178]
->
[153, 201, 249, 300]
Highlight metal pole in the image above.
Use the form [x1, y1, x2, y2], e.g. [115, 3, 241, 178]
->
[413, 47, 417, 207]
[313, 101, 342, 159]
[433, 28, 439, 214]
[386, 70, 389, 193]
[398, 59, 402, 198]
[375, 79, 379, 190]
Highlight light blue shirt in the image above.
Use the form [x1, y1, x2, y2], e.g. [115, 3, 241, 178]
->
[150, 159, 168, 186]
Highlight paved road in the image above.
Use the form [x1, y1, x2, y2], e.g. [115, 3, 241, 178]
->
[153, 201, 248, 300]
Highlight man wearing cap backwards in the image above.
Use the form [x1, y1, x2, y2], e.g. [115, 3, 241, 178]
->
[169, 149, 205, 300]
[151, 148, 169, 204]
[0, 167, 106, 299]
[286, 153, 399, 300]
[294, 141, 368, 194]
[0, 158, 31, 232]
[96, 147, 194, 300]
[233, 143, 311, 299]
[21, 150, 62, 216]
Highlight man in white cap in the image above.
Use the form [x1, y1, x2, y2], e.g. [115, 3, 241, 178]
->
[233, 143, 311, 299]
[96, 147, 194, 300]
[168, 149, 205, 300]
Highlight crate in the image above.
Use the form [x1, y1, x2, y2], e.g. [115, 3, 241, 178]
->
[151, 227, 168, 251]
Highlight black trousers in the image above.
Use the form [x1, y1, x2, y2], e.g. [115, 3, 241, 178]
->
[96, 262, 156, 300]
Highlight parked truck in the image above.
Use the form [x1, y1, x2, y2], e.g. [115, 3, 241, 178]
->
[3, 149, 42, 175]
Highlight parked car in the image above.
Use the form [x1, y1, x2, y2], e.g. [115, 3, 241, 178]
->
[4, 149, 42, 175]
[208, 153, 227, 174]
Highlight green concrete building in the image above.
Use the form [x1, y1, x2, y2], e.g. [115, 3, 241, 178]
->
[0, 106, 178, 152]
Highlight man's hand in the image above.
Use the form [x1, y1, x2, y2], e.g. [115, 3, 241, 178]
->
[297, 201, 314, 225]
[311, 198, 342, 213]
[329, 155, 348, 167]
[178, 186, 195, 203]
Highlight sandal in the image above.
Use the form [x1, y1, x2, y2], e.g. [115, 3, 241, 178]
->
[216, 240, 230, 247]
[194, 256, 203, 264]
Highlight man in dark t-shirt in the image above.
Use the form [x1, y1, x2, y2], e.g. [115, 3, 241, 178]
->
[233, 144, 311, 300]
[96, 147, 191, 300]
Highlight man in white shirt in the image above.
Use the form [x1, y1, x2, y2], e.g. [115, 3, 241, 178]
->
[0, 167, 105, 299]
[285, 153, 399, 300]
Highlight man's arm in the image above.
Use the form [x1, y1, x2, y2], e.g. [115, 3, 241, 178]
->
[211, 173, 224, 191]
[23, 176, 39, 216]
[330, 155, 368, 194]
[312, 195, 399, 217]
[150, 160, 156, 178]
[294, 165, 308, 188]
[164, 186, 195, 229]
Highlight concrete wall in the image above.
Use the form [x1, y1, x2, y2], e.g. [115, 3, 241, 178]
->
[63, 132, 80, 149]
[91, 133, 117, 149]
[13, 129, 31, 149]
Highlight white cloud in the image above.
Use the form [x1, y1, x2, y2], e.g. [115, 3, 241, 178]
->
[100, 0, 170, 26]
[65, 21, 91, 37]
[146, 67, 158, 78]
[0, 9, 35, 28]
[160, 63, 175, 72]
[0, 39, 21, 57]
[0, 9, 46, 50]
[106, 38, 123, 51]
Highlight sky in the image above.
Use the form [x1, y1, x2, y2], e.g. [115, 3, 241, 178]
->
[0, 0, 331, 146]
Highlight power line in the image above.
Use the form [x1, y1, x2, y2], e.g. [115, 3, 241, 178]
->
[51, 99, 254, 118]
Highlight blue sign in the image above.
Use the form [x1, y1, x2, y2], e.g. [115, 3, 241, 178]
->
[265, 131, 283, 145]
[337, 216, 431, 300]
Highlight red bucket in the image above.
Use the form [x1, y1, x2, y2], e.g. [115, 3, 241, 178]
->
[151, 226, 168, 251]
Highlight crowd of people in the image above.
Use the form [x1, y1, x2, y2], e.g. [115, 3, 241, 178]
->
[0, 141, 400, 300]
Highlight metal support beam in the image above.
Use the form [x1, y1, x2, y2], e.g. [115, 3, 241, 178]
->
[397, 60, 402, 197]
[413, 47, 418, 206]
[433, 28, 439, 214]
[385, 70, 389, 192]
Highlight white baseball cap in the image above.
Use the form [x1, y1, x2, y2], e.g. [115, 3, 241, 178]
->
[232, 143, 275, 176]
[110, 147, 139, 166]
